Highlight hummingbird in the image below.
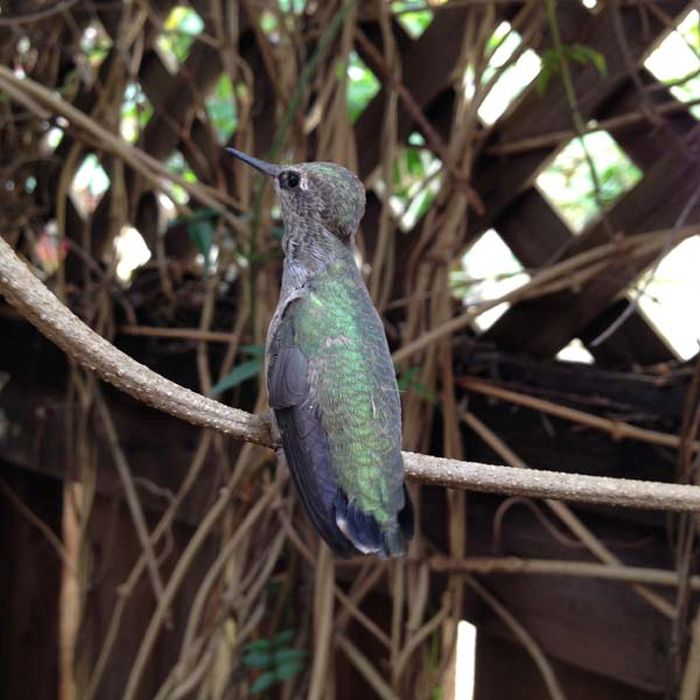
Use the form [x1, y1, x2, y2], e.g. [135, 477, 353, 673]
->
[226, 148, 413, 558]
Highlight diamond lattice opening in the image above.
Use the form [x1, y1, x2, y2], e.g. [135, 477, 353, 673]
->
[278, 0, 306, 13]
[258, 10, 279, 40]
[454, 620, 477, 700]
[536, 130, 642, 234]
[14, 36, 38, 76]
[644, 9, 700, 120]
[452, 228, 530, 332]
[464, 21, 542, 126]
[79, 20, 112, 72]
[115, 225, 152, 283]
[33, 221, 67, 276]
[156, 6, 204, 73]
[164, 150, 197, 205]
[43, 126, 64, 152]
[206, 74, 238, 144]
[391, 1, 434, 39]
[346, 50, 380, 123]
[557, 339, 594, 364]
[635, 235, 700, 360]
[70, 154, 110, 217]
[121, 83, 153, 143]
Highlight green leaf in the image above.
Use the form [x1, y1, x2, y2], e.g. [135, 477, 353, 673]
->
[397, 367, 438, 403]
[243, 639, 272, 652]
[536, 68, 552, 95]
[273, 648, 307, 664]
[209, 359, 262, 396]
[405, 148, 424, 176]
[272, 629, 295, 647]
[588, 48, 607, 76]
[275, 659, 304, 680]
[206, 74, 237, 142]
[242, 649, 273, 669]
[187, 218, 214, 260]
[250, 670, 278, 694]
[239, 344, 266, 358]
[536, 49, 559, 95]
[346, 51, 380, 122]
[397, 367, 422, 392]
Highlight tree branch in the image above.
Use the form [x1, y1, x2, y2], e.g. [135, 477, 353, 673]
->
[2, 236, 700, 513]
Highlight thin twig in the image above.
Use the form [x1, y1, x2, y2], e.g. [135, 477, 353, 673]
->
[458, 376, 700, 453]
[430, 556, 700, 589]
[486, 98, 700, 156]
[122, 473, 283, 700]
[94, 392, 168, 616]
[0, 476, 78, 578]
[0, 65, 239, 223]
[354, 27, 485, 214]
[336, 635, 399, 700]
[464, 576, 566, 700]
[462, 410, 676, 619]
[120, 324, 236, 344]
[0, 0, 80, 25]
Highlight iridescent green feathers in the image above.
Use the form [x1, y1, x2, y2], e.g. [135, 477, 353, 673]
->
[268, 259, 413, 557]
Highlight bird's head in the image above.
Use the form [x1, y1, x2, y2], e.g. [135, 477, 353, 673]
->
[227, 149, 366, 244]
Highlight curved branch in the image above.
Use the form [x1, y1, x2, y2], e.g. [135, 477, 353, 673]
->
[2, 236, 700, 513]
[0, 237, 273, 446]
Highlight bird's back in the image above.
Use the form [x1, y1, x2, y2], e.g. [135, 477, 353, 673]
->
[267, 257, 412, 556]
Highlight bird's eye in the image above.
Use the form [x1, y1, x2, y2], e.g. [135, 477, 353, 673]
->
[280, 170, 300, 189]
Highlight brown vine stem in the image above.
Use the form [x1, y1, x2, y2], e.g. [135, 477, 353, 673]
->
[0, 476, 78, 577]
[430, 556, 700, 590]
[354, 27, 485, 214]
[464, 576, 566, 700]
[94, 391, 167, 615]
[486, 98, 700, 157]
[336, 635, 398, 700]
[458, 377, 700, 453]
[462, 409, 675, 618]
[3, 236, 700, 512]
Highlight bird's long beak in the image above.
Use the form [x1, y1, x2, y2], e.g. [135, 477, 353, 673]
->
[225, 148, 281, 178]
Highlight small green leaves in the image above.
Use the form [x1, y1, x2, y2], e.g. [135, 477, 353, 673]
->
[178, 208, 226, 264]
[188, 217, 214, 260]
[238, 343, 266, 358]
[208, 345, 265, 397]
[249, 671, 277, 694]
[345, 51, 380, 123]
[397, 367, 438, 403]
[242, 630, 307, 695]
[209, 359, 262, 397]
[538, 44, 607, 94]
[206, 74, 237, 143]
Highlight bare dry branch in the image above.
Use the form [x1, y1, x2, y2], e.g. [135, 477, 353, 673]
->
[430, 556, 700, 590]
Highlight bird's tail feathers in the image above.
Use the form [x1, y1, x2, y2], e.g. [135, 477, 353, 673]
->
[335, 486, 414, 558]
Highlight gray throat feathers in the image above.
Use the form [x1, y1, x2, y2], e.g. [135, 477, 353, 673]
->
[278, 218, 357, 302]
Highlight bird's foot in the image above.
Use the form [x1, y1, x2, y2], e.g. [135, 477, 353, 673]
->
[263, 409, 282, 446]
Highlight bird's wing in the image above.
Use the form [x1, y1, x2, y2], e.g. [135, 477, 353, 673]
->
[267, 303, 359, 557]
